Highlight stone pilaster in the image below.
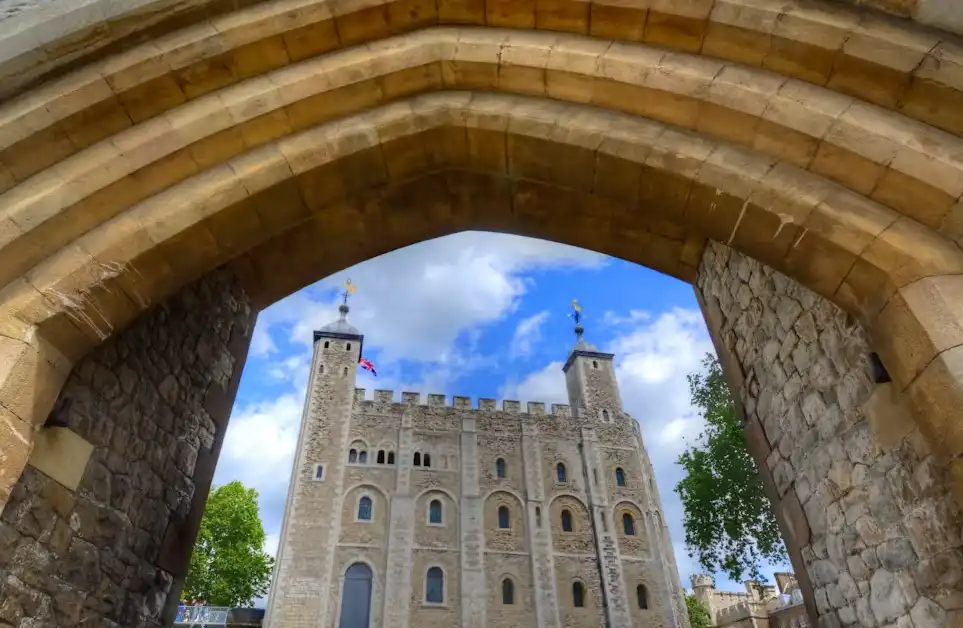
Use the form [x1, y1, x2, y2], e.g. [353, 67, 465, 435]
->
[382, 402, 417, 628]
[460, 416, 486, 628]
[522, 418, 561, 628]
[581, 427, 633, 628]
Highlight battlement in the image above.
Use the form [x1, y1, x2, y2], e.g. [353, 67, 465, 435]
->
[690, 574, 714, 588]
[353, 389, 572, 417]
[716, 600, 768, 624]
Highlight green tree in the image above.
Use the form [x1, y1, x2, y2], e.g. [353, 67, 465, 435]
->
[685, 593, 712, 628]
[184, 481, 274, 607]
[675, 353, 787, 581]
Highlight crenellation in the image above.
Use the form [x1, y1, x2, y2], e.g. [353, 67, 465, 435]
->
[479, 398, 497, 410]
[376, 389, 396, 404]
[527, 402, 545, 415]
[427, 394, 446, 407]
[402, 391, 420, 404]
[551, 404, 571, 417]
[503, 400, 520, 413]
[453, 396, 471, 409]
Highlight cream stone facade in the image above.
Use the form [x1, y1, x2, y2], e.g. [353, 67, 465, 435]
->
[264, 307, 689, 628]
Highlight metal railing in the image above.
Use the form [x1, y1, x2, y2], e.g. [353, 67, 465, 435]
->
[173, 606, 231, 626]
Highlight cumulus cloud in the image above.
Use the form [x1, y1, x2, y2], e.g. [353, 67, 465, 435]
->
[510, 311, 550, 359]
[251, 232, 604, 365]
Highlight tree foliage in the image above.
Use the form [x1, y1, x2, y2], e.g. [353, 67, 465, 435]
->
[685, 593, 712, 628]
[184, 481, 274, 607]
[675, 353, 787, 581]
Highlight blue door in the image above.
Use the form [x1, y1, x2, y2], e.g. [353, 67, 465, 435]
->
[338, 563, 373, 628]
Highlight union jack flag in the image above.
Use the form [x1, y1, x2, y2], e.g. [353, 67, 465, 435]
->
[359, 357, 378, 376]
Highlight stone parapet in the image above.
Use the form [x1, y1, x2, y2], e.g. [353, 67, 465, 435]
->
[353, 389, 573, 417]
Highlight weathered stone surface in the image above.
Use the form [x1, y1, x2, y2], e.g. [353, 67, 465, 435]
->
[697, 242, 963, 628]
[0, 269, 254, 627]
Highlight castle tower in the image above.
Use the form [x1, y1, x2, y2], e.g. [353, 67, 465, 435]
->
[265, 300, 689, 628]
[562, 317, 622, 420]
[264, 299, 364, 628]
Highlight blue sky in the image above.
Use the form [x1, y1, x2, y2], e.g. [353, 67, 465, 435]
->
[212, 231, 789, 604]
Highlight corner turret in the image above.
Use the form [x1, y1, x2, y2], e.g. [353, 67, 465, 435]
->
[561, 302, 622, 421]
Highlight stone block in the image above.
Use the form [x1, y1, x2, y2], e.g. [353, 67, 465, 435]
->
[26, 428, 93, 492]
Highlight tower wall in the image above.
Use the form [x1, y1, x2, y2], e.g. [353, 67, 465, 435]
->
[268, 382, 689, 628]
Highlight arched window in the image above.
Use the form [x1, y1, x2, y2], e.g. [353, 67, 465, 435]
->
[561, 509, 573, 532]
[377, 451, 385, 464]
[623, 513, 635, 536]
[343, 367, 348, 377]
[387, 452, 395, 465]
[414, 452, 421, 467]
[346, 343, 351, 351]
[573, 582, 585, 608]
[602, 409, 610, 421]
[535, 506, 541, 527]
[358, 451, 368, 464]
[498, 506, 510, 529]
[496, 458, 506, 478]
[425, 567, 444, 604]
[338, 563, 372, 628]
[424, 454, 431, 468]
[348, 449, 358, 464]
[637, 584, 648, 609]
[429, 499, 443, 524]
[357, 496, 372, 521]
[502, 579, 514, 605]
[616, 468, 626, 487]
[556, 463, 567, 483]
[320, 364, 324, 374]
[592, 360, 598, 369]
[324, 341, 330, 349]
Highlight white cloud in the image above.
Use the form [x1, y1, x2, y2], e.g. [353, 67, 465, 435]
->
[510, 311, 549, 358]
[253, 232, 604, 365]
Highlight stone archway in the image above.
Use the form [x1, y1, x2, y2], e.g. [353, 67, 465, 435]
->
[1, 0, 963, 626]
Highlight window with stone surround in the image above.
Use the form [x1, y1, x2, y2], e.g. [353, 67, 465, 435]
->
[498, 506, 510, 529]
[387, 451, 395, 464]
[424, 454, 432, 468]
[556, 462, 567, 483]
[348, 449, 358, 464]
[377, 450, 385, 464]
[425, 567, 445, 604]
[636, 584, 648, 609]
[358, 451, 368, 464]
[357, 496, 372, 521]
[324, 341, 329, 349]
[429, 499, 443, 524]
[314, 464, 324, 480]
[561, 509, 574, 532]
[616, 467, 626, 487]
[502, 579, 514, 605]
[338, 563, 373, 628]
[496, 458, 506, 478]
[414, 452, 421, 466]
[346, 343, 351, 351]
[623, 513, 635, 536]
[572, 582, 585, 608]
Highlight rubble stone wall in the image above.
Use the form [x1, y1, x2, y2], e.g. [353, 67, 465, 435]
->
[0, 269, 255, 628]
[696, 242, 963, 628]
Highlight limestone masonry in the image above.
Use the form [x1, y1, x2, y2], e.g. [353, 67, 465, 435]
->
[264, 307, 689, 628]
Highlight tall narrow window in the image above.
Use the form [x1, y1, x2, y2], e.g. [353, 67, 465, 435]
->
[324, 341, 330, 349]
[358, 496, 372, 521]
[592, 360, 598, 369]
[346, 343, 351, 351]
[377, 451, 385, 464]
[358, 451, 368, 464]
[348, 449, 358, 464]
[343, 367, 348, 377]
[573, 582, 585, 608]
[425, 567, 444, 604]
[338, 563, 372, 628]
[387, 452, 395, 465]
[602, 409, 610, 421]
[496, 458, 506, 478]
[424, 454, 432, 468]
[320, 364, 324, 374]
[535, 506, 542, 527]
[502, 579, 515, 605]
[561, 509, 573, 532]
[315, 464, 324, 479]
[414, 452, 421, 467]
[637, 585, 648, 610]
[623, 513, 635, 536]
[556, 463, 567, 483]
[498, 506, 510, 529]
[429, 499, 443, 524]
[616, 468, 626, 487]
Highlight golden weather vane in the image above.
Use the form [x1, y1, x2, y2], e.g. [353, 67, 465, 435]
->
[568, 298, 582, 325]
